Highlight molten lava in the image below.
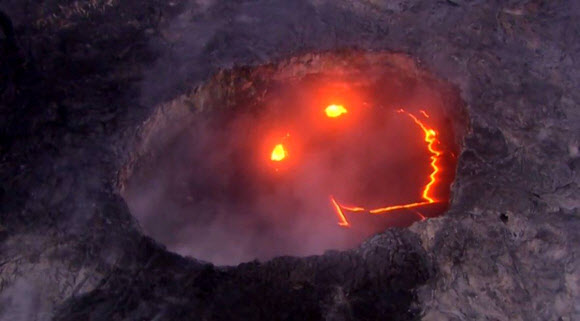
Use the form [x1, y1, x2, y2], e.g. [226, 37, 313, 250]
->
[331, 109, 443, 226]
[271, 144, 287, 162]
[325, 104, 348, 118]
[265, 105, 444, 227]
[330, 196, 350, 227]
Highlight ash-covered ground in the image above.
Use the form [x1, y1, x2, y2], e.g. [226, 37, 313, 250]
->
[0, 1, 579, 320]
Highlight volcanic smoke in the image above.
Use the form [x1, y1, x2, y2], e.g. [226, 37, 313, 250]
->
[124, 52, 465, 264]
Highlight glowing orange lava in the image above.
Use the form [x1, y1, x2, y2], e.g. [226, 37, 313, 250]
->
[332, 109, 443, 226]
[325, 104, 348, 118]
[330, 196, 350, 227]
[271, 144, 287, 162]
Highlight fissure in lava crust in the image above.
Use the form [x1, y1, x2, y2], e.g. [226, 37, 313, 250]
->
[328, 109, 442, 227]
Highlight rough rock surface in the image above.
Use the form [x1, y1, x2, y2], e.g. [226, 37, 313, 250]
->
[0, 0, 579, 320]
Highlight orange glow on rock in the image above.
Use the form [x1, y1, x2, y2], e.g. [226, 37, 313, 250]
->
[325, 104, 348, 118]
[331, 109, 443, 226]
[271, 144, 287, 162]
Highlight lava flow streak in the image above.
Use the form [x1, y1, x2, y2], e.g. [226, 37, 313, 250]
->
[332, 109, 442, 226]
[330, 196, 350, 227]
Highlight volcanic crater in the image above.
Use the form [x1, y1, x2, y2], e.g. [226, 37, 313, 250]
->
[120, 51, 467, 265]
[1, 1, 579, 320]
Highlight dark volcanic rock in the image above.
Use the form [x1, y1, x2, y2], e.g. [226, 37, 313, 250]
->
[0, 0, 579, 320]
[54, 230, 430, 321]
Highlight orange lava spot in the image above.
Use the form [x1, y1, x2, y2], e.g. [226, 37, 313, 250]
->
[332, 109, 443, 227]
[325, 104, 348, 118]
[271, 144, 287, 162]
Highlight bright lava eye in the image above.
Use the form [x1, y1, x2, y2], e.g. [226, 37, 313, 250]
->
[271, 144, 287, 161]
[325, 104, 348, 118]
